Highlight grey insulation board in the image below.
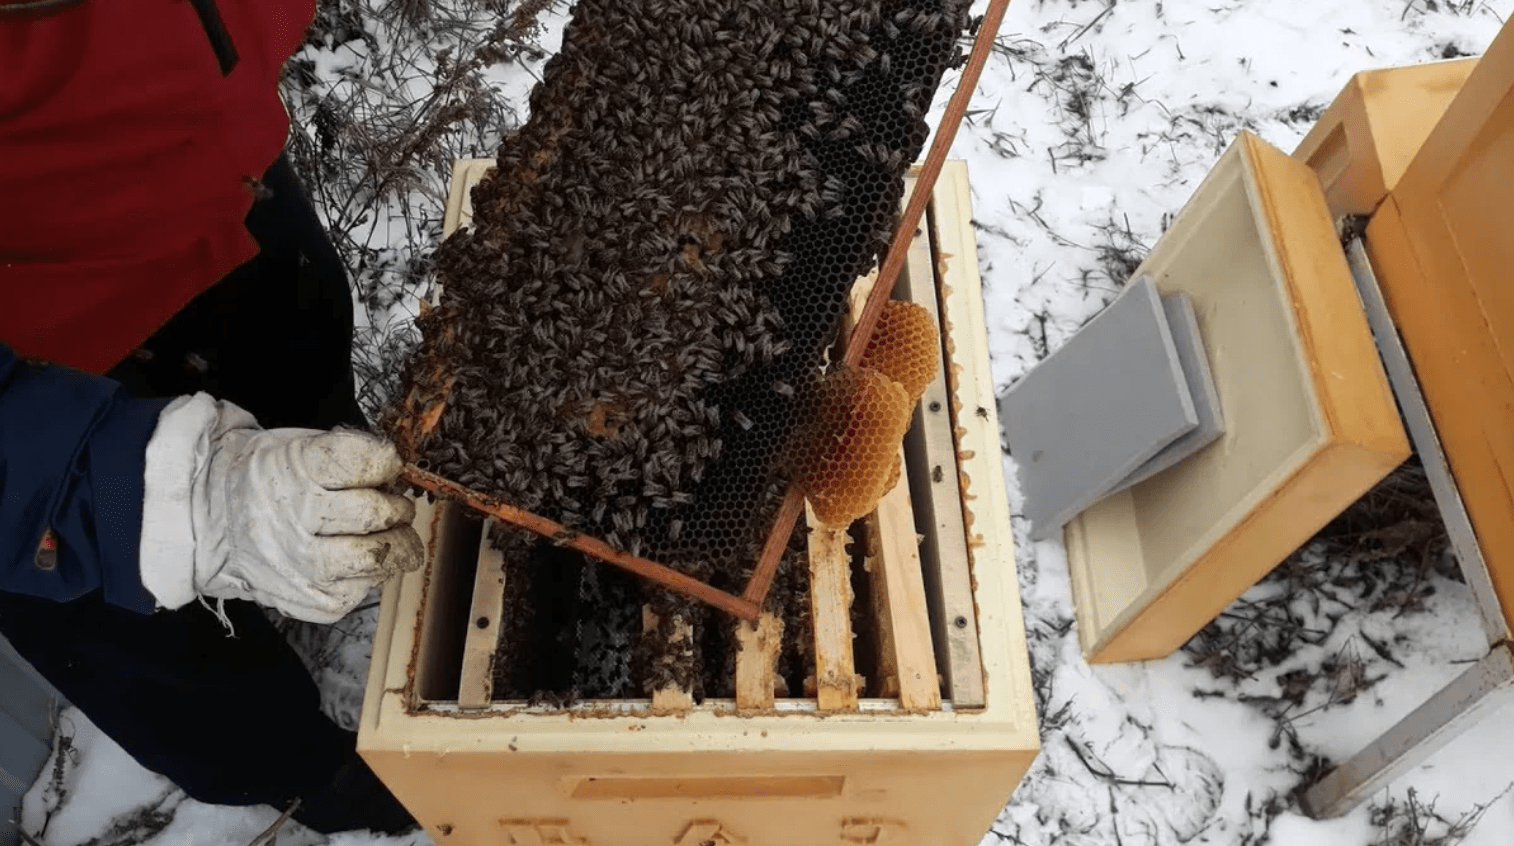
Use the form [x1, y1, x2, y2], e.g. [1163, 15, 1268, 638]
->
[1104, 290, 1226, 494]
[999, 276, 1197, 541]
[1, 706, 47, 799]
[0, 635, 58, 845]
[0, 636, 54, 745]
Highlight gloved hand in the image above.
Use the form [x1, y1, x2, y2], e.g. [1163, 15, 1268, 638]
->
[140, 394, 424, 623]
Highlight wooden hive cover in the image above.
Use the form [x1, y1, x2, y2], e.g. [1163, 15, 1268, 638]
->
[1365, 17, 1514, 633]
[1065, 131, 1410, 665]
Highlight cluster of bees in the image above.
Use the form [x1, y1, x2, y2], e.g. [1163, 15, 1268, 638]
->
[393, 0, 969, 698]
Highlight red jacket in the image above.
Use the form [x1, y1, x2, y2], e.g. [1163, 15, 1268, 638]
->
[0, 0, 314, 374]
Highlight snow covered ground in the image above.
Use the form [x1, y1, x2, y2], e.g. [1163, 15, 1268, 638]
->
[17, 0, 1514, 843]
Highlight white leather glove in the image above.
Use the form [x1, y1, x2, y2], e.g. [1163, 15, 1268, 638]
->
[140, 394, 424, 623]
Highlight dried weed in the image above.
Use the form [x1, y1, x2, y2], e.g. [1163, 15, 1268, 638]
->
[1369, 785, 1513, 846]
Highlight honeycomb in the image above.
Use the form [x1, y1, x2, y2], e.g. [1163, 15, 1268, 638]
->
[785, 366, 913, 527]
[386, 0, 971, 669]
[859, 300, 939, 402]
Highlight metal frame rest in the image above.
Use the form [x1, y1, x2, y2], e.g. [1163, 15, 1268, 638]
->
[1301, 237, 1514, 818]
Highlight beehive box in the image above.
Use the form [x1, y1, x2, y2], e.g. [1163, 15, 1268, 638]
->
[1292, 58, 1477, 218]
[1365, 17, 1514, 631]
[1064, 132, 1410, 664]
[358, 160, 1040, 846]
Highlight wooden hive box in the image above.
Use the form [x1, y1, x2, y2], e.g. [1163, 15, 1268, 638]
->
[358, 160, 1040, 846]
[1364, 17, 1514, 631]
[1064, 132, 1410, 664]
[1293, 58, 1478, 219]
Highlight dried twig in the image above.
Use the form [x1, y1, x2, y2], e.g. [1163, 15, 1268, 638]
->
[1063, 736, 1176, 790]
[1059, 1, 1114, 50]
[247, 799, 301, 846]
[280, 0, 552, 419]
[1368, 784, 1513, 845]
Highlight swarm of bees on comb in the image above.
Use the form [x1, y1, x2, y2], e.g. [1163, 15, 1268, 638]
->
[385, 0, 970, 700]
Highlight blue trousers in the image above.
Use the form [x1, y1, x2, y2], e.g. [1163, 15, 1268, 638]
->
[0, 156, 365, 807]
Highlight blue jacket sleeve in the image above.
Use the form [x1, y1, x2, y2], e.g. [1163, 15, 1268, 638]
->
[1, 343, 171, 613]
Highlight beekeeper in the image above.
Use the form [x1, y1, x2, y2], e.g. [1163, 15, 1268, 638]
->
[1, 0, 423, 833]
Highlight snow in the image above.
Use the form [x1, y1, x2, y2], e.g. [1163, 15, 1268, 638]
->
[19, 710, 175, 845]
[18, 0, 1514, 843]
[956, 1, 1514, 838]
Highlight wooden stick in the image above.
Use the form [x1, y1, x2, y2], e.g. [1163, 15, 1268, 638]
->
[905, 185, 986, 708]
[741, 489, 803, 604]
[846, 217, 941, 712]
[747, 0, 1011, 605]
[843, 0, 1012, 369]
[402, 466, 761, 621]
[247, 799, 301, 846]
[868, 477, 942, 712]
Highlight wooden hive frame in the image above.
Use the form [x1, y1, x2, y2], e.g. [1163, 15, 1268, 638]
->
[389, 0, 1015, 622]
[358, 160, 1039, 846]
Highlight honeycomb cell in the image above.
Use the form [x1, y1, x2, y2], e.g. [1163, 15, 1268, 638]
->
[859, 299, 939, 402]
[786, 366, 914, 527]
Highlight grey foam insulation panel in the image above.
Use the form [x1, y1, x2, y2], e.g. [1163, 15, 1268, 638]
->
[1104, 288, 1226, 495]
[1, 634, 58, 845]
[999, 276, 1198, 541]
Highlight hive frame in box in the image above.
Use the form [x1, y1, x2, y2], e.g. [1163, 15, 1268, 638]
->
[395, 0, 1017, 620]
[358, 160, 1039, 846]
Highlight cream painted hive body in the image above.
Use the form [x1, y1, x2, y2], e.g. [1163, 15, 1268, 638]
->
[358, 161, 1041, 846]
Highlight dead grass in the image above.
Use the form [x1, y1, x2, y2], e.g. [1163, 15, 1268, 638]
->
[1176, 456, 1477, 841]
[1183, 456, 1455, 796]
[1369, 785, 1513, 846]
[1402, 0, 1499, 20]
[28, 705, 78, 842]
[280, 0, 554, 419]
[1185, 458, 1452, 682]
[70, 794, 179, 846]
[1089, 212, 1147, 288]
